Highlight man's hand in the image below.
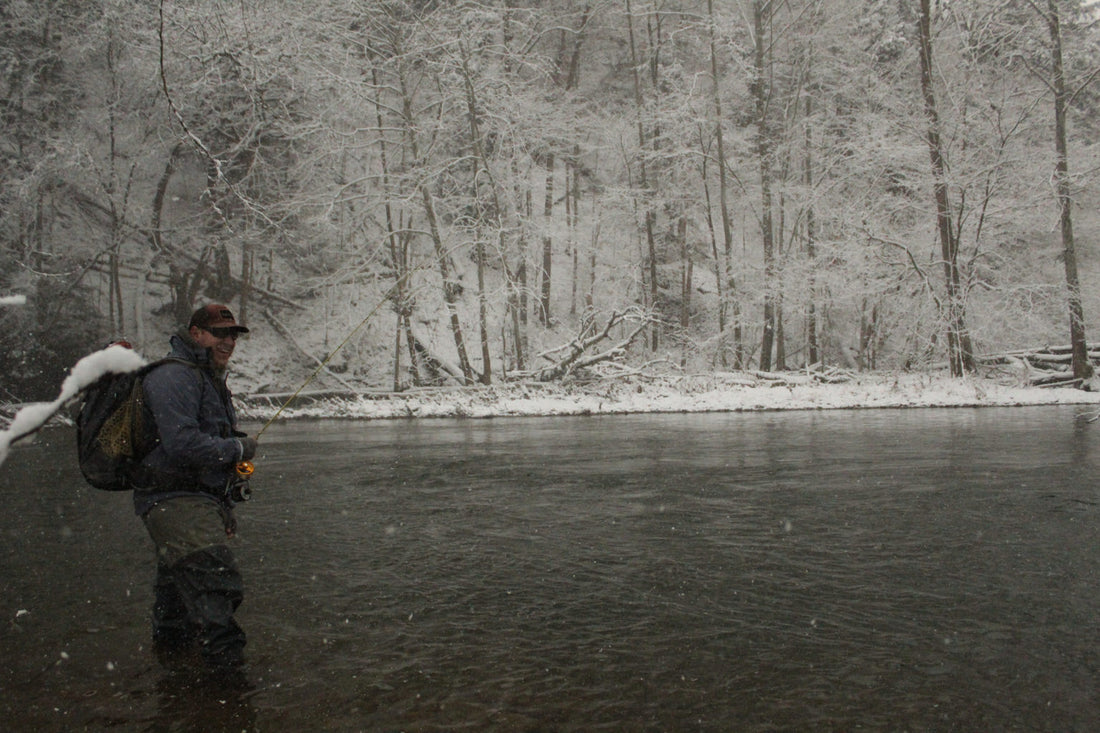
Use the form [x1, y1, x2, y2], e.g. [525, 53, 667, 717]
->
[239, 436, 258, 461]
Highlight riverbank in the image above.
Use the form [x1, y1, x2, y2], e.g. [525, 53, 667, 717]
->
[235, 371, 1100, 422]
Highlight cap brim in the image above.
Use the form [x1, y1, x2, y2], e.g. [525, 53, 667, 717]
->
[208, 323, 250, 333]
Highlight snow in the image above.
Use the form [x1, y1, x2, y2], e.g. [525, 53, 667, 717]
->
[223, 288, 1100, 424]
[5, 340, 1100, 469]
[0, 345, 147, 466]
[237, 371, 1100, 423]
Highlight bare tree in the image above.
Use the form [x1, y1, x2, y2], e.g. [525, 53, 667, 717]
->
[706, 0, 743, 368]
[918, 0, 975, 376]
[1038, 0, 1093, 383]
[625, 0, 660, 352]
[751, 0, 780, 371]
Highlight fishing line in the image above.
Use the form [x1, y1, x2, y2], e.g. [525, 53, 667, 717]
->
[253, 236, 477, 438]
[234, 259, 436, 483]
[254, 284, 393, 437]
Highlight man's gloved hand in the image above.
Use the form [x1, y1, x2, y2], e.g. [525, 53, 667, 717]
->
[239, 436, 258, 461]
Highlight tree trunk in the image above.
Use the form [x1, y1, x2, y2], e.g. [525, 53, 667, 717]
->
[918, 0, 974, 376]
[109, 249, 123, 333]
[507, 259, 525, 372]
[569, 150, 580, 318]
[540, 153, 554, 326]
[701, 141, 723, 358]
[586, 208, 600, 329]
[519, 188, 531, 335]
[239, 240, 252, 328]
[752, 0, 777, 372]
[458, 45, 500, 384]
[626, 0, 660, 352]
[804, 94, 819, 367]
[400, 222, 422, 388]
[708, 0, 740, 369]
[679, 215, 691, 367]
[398, 64, 474, 384]
[372, 64, 409, 390]
[507, 158, 528, 370]
[556, 3, 590, 91]
[151, 143, 187, 321]
[421, 182, 474, 385]
[1045, 0, 1093, 383]
[476, 230, 492, 384]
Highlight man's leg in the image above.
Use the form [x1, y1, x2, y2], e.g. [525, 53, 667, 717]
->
[168, 544, 246, 668]
[143, 496, 246, 669]
[152, 562, 195, 648]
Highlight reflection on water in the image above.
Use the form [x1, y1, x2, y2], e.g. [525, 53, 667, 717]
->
[3, 406, 1100, 730]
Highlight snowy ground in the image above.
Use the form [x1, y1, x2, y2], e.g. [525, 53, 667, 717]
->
[6, 345, 1100, 469]
[235, 371, 1100, 423]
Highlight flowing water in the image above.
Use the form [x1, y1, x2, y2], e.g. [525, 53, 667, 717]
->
[3, 406, 1100, 731]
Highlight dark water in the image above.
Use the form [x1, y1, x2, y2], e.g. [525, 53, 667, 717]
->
[3, 406, 1100, 731]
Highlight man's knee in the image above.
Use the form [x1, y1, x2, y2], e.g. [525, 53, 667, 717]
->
[172, 544, 244, 604]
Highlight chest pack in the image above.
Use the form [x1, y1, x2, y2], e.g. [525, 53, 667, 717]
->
[76, 356, 195, 490]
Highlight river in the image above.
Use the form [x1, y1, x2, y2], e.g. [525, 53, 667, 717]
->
[2, 406, 1099, 731]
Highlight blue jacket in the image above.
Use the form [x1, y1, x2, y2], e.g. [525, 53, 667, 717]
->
[131, 332, 247, 515]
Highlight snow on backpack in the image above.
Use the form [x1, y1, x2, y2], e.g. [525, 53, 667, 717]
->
[75, 352, 190, 491]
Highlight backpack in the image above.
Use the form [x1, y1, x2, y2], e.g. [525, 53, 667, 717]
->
[76, 356, 191, 490]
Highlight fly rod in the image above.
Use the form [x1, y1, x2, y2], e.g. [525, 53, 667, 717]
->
[232, 268, 418, 485]
[253, 282, 398, 439]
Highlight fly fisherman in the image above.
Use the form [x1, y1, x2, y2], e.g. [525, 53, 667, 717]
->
[129, 304, 258, 672]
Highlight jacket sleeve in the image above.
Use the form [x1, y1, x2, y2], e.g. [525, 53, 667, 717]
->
[142, 363, 242, 469]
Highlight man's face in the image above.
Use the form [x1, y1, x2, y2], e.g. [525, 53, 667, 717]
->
[190, 325, 238, 369]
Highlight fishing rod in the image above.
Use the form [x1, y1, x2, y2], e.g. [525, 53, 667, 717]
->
[231, 265, 423, 489]
[230, 278, 394, 493]
[254, 271, 421, 438]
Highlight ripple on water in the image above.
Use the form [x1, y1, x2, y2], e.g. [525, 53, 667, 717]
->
[4, 407, 1100, 730]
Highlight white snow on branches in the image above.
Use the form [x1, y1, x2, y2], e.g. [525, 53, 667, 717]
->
[0, 345, 146, 466]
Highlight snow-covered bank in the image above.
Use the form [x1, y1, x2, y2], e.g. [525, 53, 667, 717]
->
[236, 372, 1100, 422]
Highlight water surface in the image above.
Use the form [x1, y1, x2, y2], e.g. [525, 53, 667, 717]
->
[2, 406, 1100, 731]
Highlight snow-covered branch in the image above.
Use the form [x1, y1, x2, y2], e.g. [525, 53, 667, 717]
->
[0, 345, 147, 466]
[515, 309, 654, 382]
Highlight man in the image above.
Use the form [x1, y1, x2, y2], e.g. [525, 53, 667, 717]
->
[130, 303, 258, 671]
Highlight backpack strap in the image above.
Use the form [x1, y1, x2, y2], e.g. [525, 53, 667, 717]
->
[134, 357, 204, 455]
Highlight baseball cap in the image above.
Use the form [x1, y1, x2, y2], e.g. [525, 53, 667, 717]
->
[188, 304, 250, 333]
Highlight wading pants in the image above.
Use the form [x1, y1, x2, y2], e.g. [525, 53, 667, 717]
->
[142, 495, 245, 668]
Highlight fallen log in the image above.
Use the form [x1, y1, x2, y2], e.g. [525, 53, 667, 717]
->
[510, 308, 653, 382]
[980, 346, 1100, 388]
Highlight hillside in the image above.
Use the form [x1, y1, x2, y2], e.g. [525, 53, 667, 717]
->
[5, 2, 1100, 403]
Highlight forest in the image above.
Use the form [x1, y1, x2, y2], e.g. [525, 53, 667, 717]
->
[4, 0, 1100, 401]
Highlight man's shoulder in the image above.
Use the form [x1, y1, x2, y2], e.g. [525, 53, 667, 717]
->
[146, 355, 201, 374]
[142, 357, 204, 391]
